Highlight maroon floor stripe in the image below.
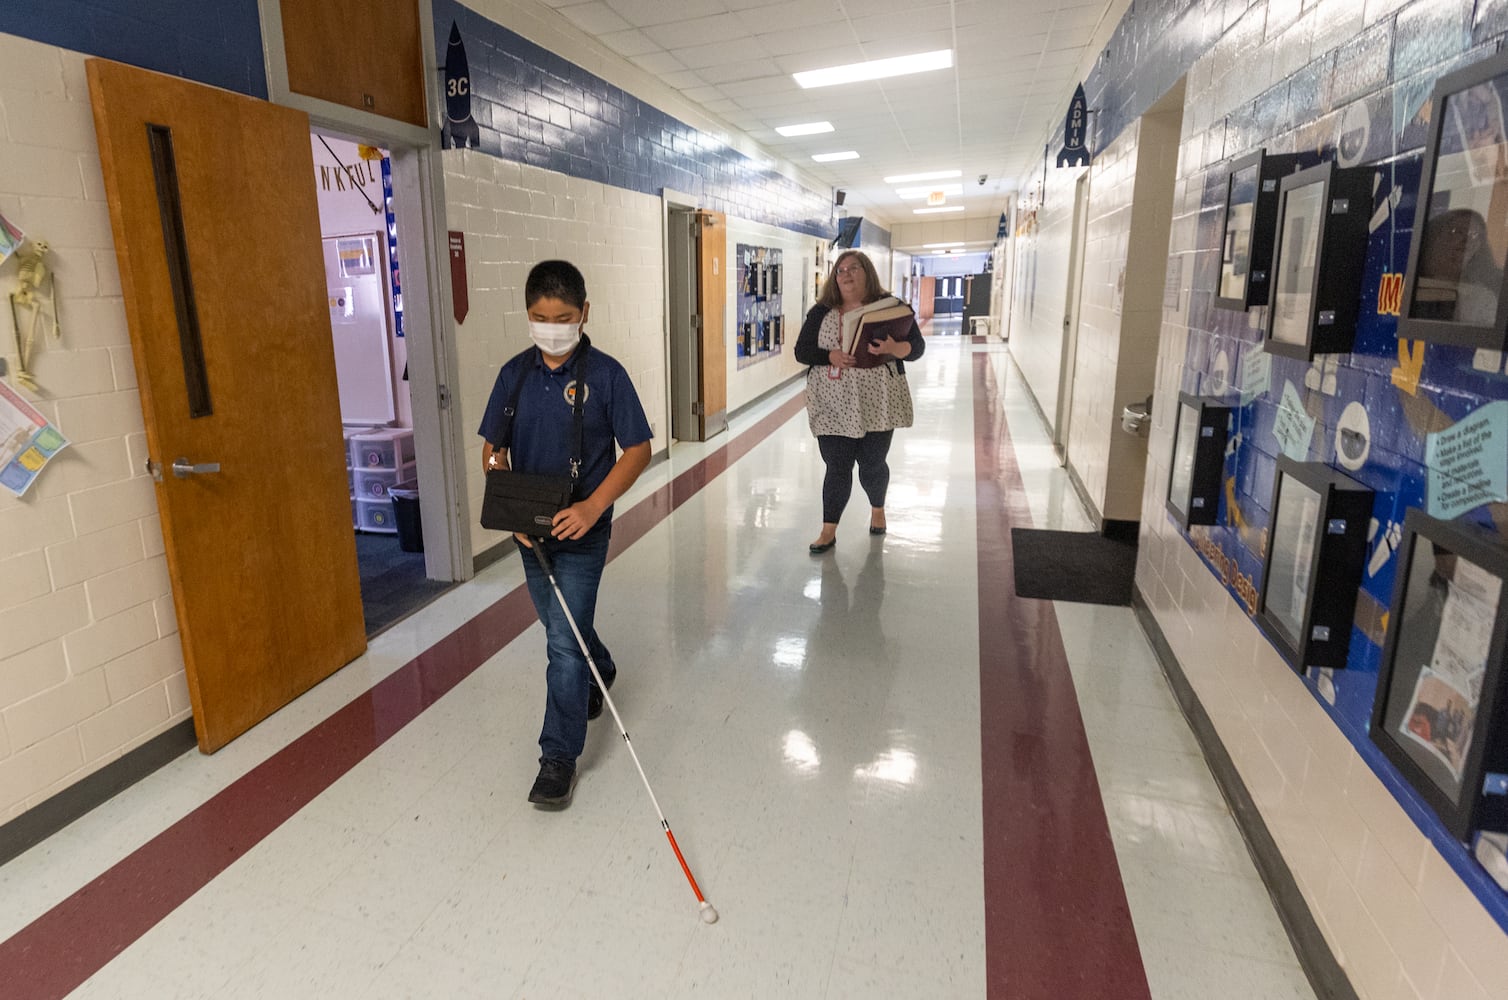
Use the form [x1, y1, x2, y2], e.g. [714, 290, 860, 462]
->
[973, 351, 1152, 999]
[0, 392, 806, 1000]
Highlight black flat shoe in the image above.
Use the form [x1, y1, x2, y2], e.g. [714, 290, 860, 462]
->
[528, 757, 577, 808]
[808, 537, 837, 554]
[869, 525, 886, 536]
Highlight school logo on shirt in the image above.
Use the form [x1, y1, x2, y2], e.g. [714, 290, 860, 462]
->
[564, 380, 589, 406]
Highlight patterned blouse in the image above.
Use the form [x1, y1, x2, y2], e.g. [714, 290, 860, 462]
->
[795, 299, 925, 439]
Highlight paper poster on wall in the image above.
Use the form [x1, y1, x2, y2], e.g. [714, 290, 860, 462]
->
[1273, 380, 1315, 460]
[1240, 345, 1271, 405]
[0, 212, 22, 263]
[1400, 668, 1475, 781]
[1426, 400, 1508, 519]
[0, 379, 69, 497]
[337, 237, 376, 277]
[1430, 557, 1496, 706]
[329, 286, 356, 324]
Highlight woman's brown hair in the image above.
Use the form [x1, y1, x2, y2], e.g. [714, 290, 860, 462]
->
[818, 251, 889, 309]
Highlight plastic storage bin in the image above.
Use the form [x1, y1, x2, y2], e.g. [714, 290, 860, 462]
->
[356, 497, 397, 533]
[354, 460, 417, 500]
[350, 428, 416, 470]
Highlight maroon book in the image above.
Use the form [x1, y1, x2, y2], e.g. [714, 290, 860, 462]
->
[845, 305, 915, 369]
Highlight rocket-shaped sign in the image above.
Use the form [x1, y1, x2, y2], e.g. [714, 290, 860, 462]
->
[1056, 84, 1090, 167]
[443, 22, 481, 150]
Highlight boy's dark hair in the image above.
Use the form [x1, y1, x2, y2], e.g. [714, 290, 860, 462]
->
[525, 260, 587, 309]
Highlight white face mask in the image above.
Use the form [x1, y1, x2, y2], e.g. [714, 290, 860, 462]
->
[528, 321, 581, 356]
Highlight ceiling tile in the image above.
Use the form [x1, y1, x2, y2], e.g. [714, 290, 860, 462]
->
[669, 38, 771, 70]
[642, 13, 754, 51]
[772, 46, 877, 74]
[630, 50, 688, 75]
[604, 0, 729, 27]
[845, 18, 954, 51]
[557, 2, 632, 35]
[752, 26, 845, 58]
[695, 59, 791, 85]
[595, 27, 663, 57]
[681, 85, 727, 103]
[659, 69, 709, 90]
[732, 0, 851, 33]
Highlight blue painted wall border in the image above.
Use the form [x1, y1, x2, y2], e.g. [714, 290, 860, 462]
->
[0, 1, 267, 99]
[434, 0, 838, 242]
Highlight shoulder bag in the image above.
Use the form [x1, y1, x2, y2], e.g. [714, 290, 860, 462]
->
[480, 340, 590, 536]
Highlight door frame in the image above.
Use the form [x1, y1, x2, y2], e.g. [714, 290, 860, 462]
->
[257, 0, 470, 582]
[1055, 170, 1093, 464]
[662, 188, 699, 448]
[666, 190, 699, 446]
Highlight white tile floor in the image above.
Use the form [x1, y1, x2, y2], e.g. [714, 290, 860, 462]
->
[5, 340, 1315, 999]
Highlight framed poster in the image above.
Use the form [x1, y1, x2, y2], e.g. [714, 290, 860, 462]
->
[1256, 457, 1373, 670]
[1398, 49, 1508, 347]
[1214, 149, 1299, 311]
[1372, 510, 1508, 839]
[1265, 162, 1373, 359]
[1166, 393, 1231, 527]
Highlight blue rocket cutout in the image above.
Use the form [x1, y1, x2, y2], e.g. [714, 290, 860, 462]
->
[443, 22, 480, 150]
[1056, 84, 1090, 167]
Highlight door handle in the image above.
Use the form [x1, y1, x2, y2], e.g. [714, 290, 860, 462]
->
[172, 457, 221, 478]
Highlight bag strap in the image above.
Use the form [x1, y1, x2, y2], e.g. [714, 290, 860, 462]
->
[497, 335, 592, 483]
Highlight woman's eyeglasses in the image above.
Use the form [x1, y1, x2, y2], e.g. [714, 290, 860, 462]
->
[835, 265, 862, 275]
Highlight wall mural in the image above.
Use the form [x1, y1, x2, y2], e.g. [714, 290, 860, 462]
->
[1174, 52, 1508, 918]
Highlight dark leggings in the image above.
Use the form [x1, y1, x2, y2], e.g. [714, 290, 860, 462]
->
[818, 431, 894, 524]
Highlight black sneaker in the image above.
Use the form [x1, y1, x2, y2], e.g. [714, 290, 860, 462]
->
[587, 672, 616, 721]
[528, 757, 576, 807]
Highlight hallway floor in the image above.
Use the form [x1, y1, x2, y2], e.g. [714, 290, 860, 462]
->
[1, 342, 1315, 999]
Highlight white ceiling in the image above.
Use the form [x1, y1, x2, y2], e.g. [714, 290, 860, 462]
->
[538, 0, 1123, 237]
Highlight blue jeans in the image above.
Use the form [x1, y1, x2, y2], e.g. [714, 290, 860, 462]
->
[517, 525, 617, 763]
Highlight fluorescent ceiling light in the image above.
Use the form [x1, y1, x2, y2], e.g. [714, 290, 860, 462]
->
[884, 170, 962, 183]
[775, 121, 835, 137]
[794, 49, 953, 89]
[896, 183, 963, 199]
[913, 206, 965, 214]
[812, 150, 860, 162]
[923, 242, 966, 248]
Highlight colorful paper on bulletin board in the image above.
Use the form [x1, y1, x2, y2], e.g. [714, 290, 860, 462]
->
[0, 212, 23, 264]
[1426, 400, 1508, 520]
[0, 379, 69, 497]
[1273, 380, 1315, 460]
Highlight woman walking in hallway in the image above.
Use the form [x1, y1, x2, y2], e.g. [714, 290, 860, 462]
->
[794, 250, 925, 553]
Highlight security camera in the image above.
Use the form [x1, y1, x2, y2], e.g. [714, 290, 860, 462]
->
[977, 174, 987, 185]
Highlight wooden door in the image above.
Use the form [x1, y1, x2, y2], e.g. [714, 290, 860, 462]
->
[280, 0, 428, 127]
[695, 210, 727, 440]
[87, 60, 366, 753]
[918, 276, 936, 319]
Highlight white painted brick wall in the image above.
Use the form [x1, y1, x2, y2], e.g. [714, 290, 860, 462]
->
[447, 152, 813, 562]
[445, 151, 670, 561]
[0, 33, 190, 820]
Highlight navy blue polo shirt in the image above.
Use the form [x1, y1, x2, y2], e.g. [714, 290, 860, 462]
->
[477, 341, 652, 527]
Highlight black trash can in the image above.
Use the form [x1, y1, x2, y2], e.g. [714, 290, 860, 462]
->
[390, 480, 424, 553]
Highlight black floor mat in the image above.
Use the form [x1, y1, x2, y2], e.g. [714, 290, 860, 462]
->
[1011, 527, 1138, 606]
[355, 532, 453, 636]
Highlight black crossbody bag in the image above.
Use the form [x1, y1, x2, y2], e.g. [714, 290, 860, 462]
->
[480, 340, 590, 536]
